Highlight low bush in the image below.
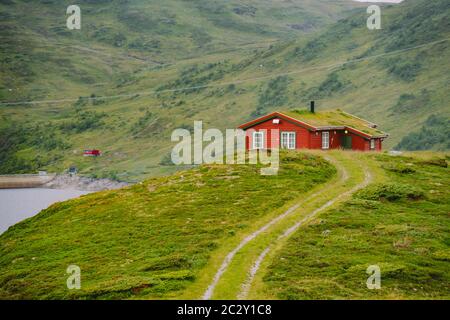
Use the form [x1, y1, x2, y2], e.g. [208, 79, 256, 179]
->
[355, 183, 425, 201]
[395, 115, 450, 151]
[382, 163, 416, 174]
[59, 111, 106, 133]
[419, 158, 448, 168]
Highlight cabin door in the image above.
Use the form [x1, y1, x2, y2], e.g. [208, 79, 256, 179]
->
[341, 135, 352, 149]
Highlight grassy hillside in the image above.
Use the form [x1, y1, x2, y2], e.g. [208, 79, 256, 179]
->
[251, 152, 450, 299]
[0, 152, 335, 299]
[1, 150, 448, 300]
[0, 0, 361, 102]
[0, 0, 363, 179]
[0, 0, 449, 180]
[395, 115, 450, 151]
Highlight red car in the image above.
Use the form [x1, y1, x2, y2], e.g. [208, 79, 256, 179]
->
[83, 149, 101, 157]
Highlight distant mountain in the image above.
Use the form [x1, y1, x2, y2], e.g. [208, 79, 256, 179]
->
[0, 0, 362, 102]
[0, 0, 448, 179]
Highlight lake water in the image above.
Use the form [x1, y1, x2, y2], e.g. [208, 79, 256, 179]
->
[0, 188, 90, 234]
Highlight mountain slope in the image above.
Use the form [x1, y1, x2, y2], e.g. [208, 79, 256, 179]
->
[0, 0, 362, 102]
[0, 0, 362, 179]
[395, 115, 450, 151]
[0, 0, 449, 180]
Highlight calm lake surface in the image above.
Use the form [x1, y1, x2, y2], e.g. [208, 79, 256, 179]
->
[0, 188, 90, 234]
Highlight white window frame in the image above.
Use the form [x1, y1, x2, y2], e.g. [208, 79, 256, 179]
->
[281, 132, 296, 150]
[370, 139, 375, 150]
[252, 131, 264, 149]
[322, 131, 330, 150]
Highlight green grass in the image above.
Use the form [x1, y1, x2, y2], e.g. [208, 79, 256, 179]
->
[1, 0, 448, 301]
[1, 150, 448, 300]
[204, 150, 369, 299]
[253, 152, 450, 299]
[0, 152, 335, 299]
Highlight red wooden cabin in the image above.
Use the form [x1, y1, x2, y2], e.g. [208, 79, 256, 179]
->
[238, 103, 388, 151]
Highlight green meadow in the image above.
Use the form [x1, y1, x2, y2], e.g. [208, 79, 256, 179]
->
[0, 152, 335, 299]
[0, 151, 448, 299]
[251, 152, 450, 300]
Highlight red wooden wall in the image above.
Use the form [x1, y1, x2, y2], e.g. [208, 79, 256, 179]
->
[244, 116, 383, 151]
[245, 118, 311, 149]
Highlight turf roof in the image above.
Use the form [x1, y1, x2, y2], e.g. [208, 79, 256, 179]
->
[282, 109, 387, 137]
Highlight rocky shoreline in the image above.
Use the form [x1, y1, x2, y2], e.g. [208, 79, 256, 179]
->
[43, 174, 130, 191]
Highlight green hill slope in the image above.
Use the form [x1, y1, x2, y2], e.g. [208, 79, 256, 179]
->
[0, 0, 361, 102]
[395, 115, 450, 151]
[0, 152, 335, 299]
[252, 152, 450, 299]
[1, 150, 448, 299]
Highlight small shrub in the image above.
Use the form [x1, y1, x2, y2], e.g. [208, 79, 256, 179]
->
[159, 152, 174, 166]
[141, 255, 191, 272]
[252, 76, 290, 117]
[355, 183, 425, 202]
[432, 249, 450, 261]
[380, 53, 424, 82]
[295, 38, 327, 61]
[419, 158, 448, 168]
[305, 71, 350, 99]
[388, 60, 422, 81]
[390, 90, 430, 114]
[59, 111, 106, 133]
[382, 162, 416, 174]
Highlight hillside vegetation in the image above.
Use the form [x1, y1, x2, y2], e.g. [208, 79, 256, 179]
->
[1, 150, 448, 299]
[396, 115, 450, 151]
[0, 0, 360, 102]
[0, 0, 363, 179]
[252, 152, 450, 299]
[0, 152, 335, 299]
[0, 0, 449, 181]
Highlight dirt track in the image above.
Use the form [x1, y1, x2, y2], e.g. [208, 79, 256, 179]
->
[202, 153, 372, 300]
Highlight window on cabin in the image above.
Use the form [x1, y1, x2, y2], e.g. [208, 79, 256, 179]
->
[281, 132, 296, 149]
[322, 132, 330, 149]
[370, 139, 375, 150]
[253, 131, 264, 149]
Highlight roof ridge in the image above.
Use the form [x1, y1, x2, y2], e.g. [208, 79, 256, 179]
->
[239, 109, 389, 138]
[340, 110, 377, 128]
